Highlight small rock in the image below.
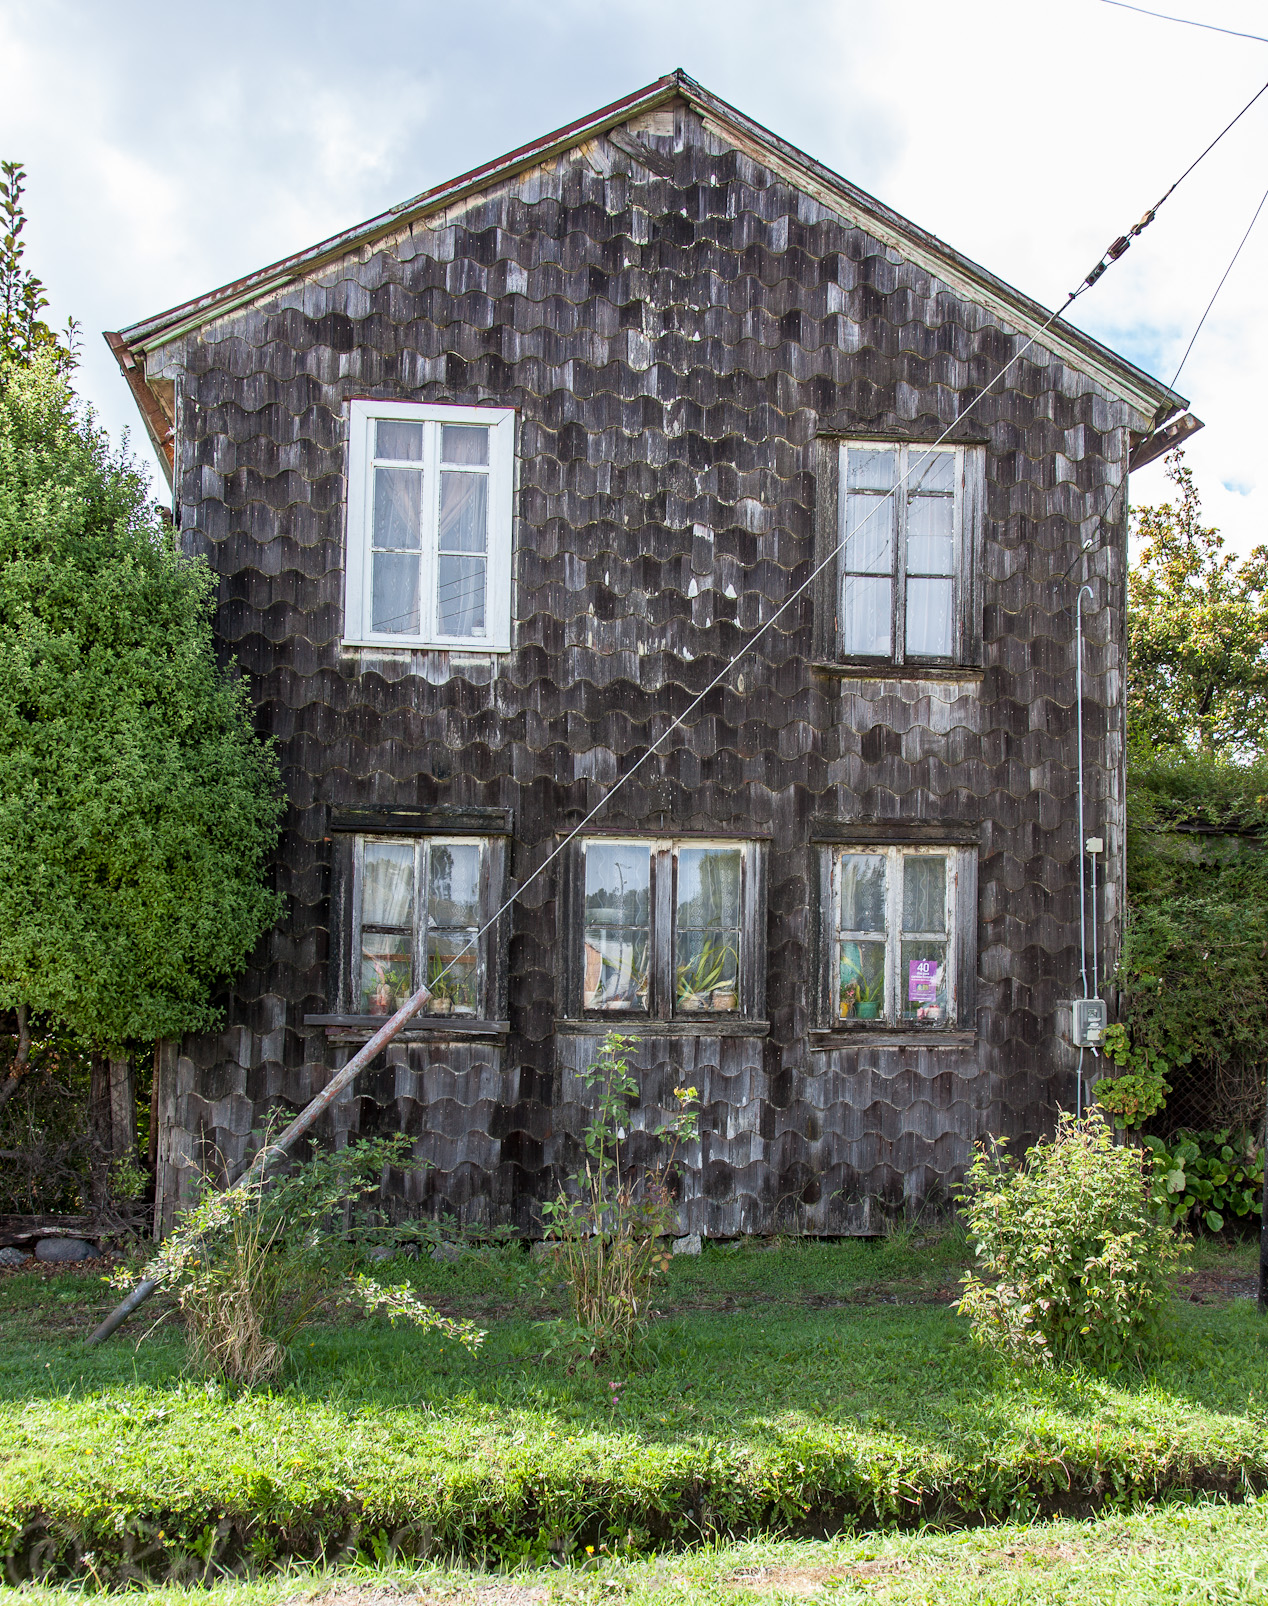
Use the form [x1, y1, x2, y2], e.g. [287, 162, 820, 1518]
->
[0, 1246, 28, 1268]
[672, 1233, 702, 1256]
[35, 1237, 97, 1264]
[367, 1245, 394, 1262]
[429, 1241, 462, 1264]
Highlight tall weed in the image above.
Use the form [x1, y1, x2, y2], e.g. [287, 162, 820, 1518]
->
[542, 1033, 697, 1357]
[127, 1132, 483, 1384]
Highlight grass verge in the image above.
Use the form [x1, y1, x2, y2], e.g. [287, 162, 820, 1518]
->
[2, 1234, 1266, 1584]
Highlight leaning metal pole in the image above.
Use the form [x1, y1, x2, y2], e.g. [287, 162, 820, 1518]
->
[86, 982, 434, 1345]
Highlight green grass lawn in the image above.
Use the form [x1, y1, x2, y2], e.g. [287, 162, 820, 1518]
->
[1, 1236, 1264, 1588]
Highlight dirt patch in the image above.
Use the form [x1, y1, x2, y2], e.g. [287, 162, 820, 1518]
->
[1177, 1270, 1258, 1304]
[293, 1587, 548, 1606]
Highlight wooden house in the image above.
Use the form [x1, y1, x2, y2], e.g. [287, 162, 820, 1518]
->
[107, 72, 1190, 1236]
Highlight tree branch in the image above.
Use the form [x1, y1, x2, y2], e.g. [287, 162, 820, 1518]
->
[0, 1004, 33, 1115]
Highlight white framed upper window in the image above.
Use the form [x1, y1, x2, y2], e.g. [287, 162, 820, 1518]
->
[835, 441, 982, 665]
[343, 401, 515, 651]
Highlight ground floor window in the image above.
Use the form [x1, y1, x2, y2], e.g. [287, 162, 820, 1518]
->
[831, 845, 968, 1027]
[572, 837, 765, 1022]
[353, 834, 490, 1017]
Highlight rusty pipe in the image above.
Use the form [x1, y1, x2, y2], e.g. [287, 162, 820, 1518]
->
[85, 984, 432, 1346]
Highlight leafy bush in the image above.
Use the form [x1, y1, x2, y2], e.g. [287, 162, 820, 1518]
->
[1145, 1128, 1264, 1234]
[130, 1134, 483, 1385]
[1093, 1023, 1176, 1130]
[1120, 750, 1268, 1134]
[542, 1033, 697, 1357]
[958, 1112, 1184, 1370]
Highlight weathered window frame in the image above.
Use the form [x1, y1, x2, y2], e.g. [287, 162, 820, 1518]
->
[319, 809, 511, 1032]
[342, 399, 516, 652]
[813, 438, 985, 669]
[561, 837, 768, 1026]
[811, 833, 977, 1034]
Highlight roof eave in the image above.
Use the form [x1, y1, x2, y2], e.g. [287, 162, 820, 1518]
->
[104, 331, 175, 489]
[112, 67, 1186, 428]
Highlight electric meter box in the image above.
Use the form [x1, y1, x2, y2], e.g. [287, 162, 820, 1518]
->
[1071, 997, 1107, 1048]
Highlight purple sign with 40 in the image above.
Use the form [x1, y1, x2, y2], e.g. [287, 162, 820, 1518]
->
[908, 958, 940, 1003]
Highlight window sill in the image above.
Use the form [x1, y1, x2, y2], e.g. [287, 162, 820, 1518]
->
[811, 660, 984, 681]
[340, 639, 511, 656]
[810, 1026, 976, 1050]
[304, 1014, 510, 1044]
[557, 1018, 770, 1039]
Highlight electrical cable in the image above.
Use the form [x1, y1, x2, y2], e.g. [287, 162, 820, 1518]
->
[1100, 0, 1268, 46]
[91, 40, 1268, 1348]
[1166, 176, 1268, 394]
[1069, 70, 1268, 297]
[375, 75, 1268, 1038]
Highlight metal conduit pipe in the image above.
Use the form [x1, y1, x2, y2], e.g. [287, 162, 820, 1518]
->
[1074, 583, 1095, 1118]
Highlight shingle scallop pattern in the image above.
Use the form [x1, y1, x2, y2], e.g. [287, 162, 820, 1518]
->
[154, 105, 1131, 1233]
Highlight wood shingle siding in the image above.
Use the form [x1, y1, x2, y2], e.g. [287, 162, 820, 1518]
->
[126, 90, 1162, 1234]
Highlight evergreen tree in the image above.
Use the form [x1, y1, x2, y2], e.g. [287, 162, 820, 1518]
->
[0, 351, 284, 1108]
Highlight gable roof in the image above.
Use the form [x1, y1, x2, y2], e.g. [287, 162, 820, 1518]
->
[107, 69, 1189, 481]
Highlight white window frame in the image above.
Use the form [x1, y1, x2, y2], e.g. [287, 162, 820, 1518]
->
[351, 833, 490, 1018]
[343, 400, 516, 652]
[831, 844, 962, 1027]
[836, 440, 970, 665]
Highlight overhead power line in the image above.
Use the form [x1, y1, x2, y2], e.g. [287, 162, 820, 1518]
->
[1071, 70, 1268, 296]
[88, 62, 1268, 1345]
[1168, 177, 1268, 393]
[1100, 0, 1268, 46]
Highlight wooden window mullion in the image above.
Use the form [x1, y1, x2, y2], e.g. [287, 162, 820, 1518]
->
[893, 447, 907, 667]
[652, 844, 674, 1021]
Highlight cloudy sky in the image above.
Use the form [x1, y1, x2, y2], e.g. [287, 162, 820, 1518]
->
[3, 0, 1267, 553]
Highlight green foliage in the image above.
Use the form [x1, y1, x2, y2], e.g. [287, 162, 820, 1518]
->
[135, 1133, 483, 1385]
[0, 353, 285, 1049]
[0, 163, 74, 371]
[1128, 452, 1268, 757]
[1145, 1128, 1264, 1235]
[1093, 1023, 1175, 1129]
[542, 1033, 698, 1357]
[0, 1015, 93, 1212]
[958, 1113, 1184, 1370]
[1117, 749, 1268, 1127]
[2, 1249, 1267, 1579]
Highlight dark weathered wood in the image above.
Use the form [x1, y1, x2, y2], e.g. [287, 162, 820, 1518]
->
[127, 92, 1152, 1234]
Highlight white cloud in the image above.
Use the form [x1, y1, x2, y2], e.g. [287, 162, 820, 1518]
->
[3, 0, 1266, 554]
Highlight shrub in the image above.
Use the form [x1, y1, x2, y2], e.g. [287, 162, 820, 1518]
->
[1093, 1023, 1175, 1130]
[958, 1111, 1184, 1370]
[129, 1133, 483, 1385]
[1145, 1127, 1264, 1234]
[542, 1033, 697, 1357]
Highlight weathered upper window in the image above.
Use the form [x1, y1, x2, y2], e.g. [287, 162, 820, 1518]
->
[343, 401, 515, 651]
[815, 441, 985, 667]
[568, 838, 767, 1023]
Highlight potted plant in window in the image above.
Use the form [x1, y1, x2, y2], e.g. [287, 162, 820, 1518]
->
[425, 954, 456, 1015]
[367, 959, 410, 1015]
[854, 977, 882, 1020]
[676, 938, 737, 1011]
